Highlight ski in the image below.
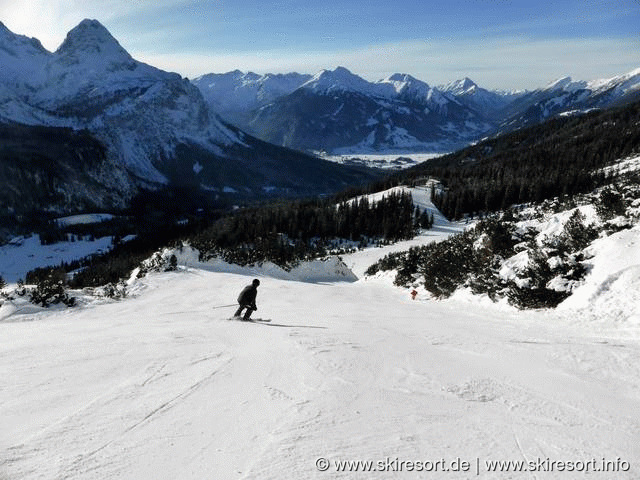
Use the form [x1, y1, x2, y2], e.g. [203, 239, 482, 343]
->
[227, 317, 271, 323]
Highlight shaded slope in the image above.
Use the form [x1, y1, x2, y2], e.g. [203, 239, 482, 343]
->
[0, 123, 133, 219]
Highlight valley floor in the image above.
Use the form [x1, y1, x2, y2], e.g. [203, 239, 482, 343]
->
[2, 266, 639, 479]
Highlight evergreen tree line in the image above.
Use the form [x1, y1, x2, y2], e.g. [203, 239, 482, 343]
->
[20, 190, 427, 292]
[410, 101, 640, 219]
[189, 191, 428, 267]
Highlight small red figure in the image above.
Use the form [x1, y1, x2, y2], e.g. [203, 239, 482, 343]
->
[410, 289, 418, 300]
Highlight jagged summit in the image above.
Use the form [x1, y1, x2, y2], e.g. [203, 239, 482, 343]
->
[192, 70, 312, 115]
[301, 67, 439, 100]
[454, 77, 478, 93]
[0, 20, 49, 56]
[55, 19, 132, 64]
[458, 77, 477, 89]
[0, 21, 50, 89]
[441, 77, 479, 95]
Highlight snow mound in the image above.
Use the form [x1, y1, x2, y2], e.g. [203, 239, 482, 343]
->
[170, 246, 358, 283]
[515, 204, 598, 245]
[558, 225, 640, 325]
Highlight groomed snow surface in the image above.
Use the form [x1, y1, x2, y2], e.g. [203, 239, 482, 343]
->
[2, 190, 640, 479]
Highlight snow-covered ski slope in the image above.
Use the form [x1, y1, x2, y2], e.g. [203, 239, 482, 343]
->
[2, 185, 640, 479]
[2, 266, 639, 479]
[342, 182, 461, 277]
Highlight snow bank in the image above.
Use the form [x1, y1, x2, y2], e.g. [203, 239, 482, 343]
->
[514, 204, 598, 245]
[500, 205, 599, 284]
[171, 246, 358, 283]
[558, 225, 640, 325]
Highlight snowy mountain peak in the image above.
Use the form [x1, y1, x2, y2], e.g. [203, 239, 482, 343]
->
[378, 73, 432, 97]
[0, 21, 51, 91]
[544, 76, 587, 93]
[459, 77, 477, 89]
[302, 67, 374, 95]
[56, 19, 132, 63]
[223, 69, 260, 82]
[588, 67, 640, 95]
[0, 20, 49, 56]
[545, 76, 572, 90]
[440, 78, 482, 96]
[446, 77, 479, 94]
[386, 73, 418, 83]
[331, 66, 356, 77]
[192, 70, 311, 114]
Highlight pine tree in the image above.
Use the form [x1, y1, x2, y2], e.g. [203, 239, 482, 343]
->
[596, 187, 626, 220]
[560, 210, 598, 252]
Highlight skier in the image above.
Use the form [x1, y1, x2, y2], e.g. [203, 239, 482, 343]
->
[234, 278, 260, 320]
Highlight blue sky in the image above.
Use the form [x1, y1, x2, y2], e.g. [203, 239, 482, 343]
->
[1, 0, 638, 89]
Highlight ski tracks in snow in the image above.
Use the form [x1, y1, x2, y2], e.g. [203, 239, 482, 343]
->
[240, 281, 640, 479]
[3, 350, 234, 479]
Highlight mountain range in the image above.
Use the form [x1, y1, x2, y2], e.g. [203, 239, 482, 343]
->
[1, 19, 639, 222]
[193, 66, 640, 154]
[0, 20, 378, 220]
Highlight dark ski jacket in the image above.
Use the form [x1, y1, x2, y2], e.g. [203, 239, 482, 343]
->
[237, 284, 258, 307]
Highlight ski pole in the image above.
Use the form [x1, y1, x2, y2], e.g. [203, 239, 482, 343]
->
[211, 304, 237, 309]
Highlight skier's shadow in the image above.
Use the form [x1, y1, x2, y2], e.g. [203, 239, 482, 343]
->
[254, 321, 327, 329]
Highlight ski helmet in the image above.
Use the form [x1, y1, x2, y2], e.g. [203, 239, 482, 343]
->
[252, 278, 260, 286]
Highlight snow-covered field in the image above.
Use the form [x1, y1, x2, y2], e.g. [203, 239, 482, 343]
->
[318, 152, 443, 170]
[2, 206, 640, 479]
[0, 235, 114, 283]
[54, 214, 116, 228]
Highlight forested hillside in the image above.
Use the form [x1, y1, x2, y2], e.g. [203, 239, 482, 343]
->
[380, 101, 640, 219]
